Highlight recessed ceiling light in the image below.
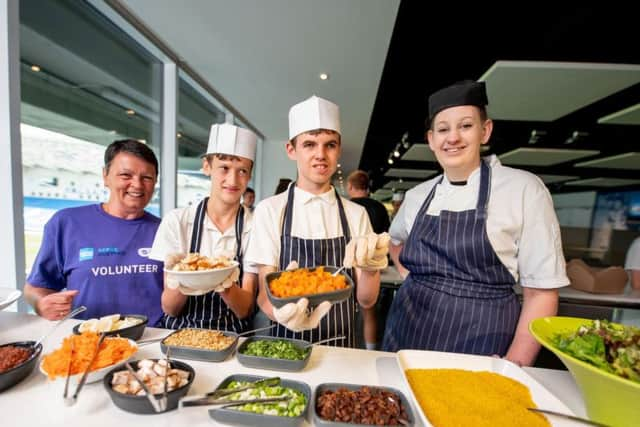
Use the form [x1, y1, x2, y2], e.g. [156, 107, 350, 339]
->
[31, 65, 41, 72]
[177, 132, 182, 138]
[388, 158, 394, 165]
[393, 150, 400, 158]
[126, 109, 135, 115]
[319, 73, 329, 80]
[337, 163, 341, 168]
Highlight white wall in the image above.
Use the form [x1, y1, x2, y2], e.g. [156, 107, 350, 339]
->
[552, 191, 597, 228]
[256, 139, 297, 203]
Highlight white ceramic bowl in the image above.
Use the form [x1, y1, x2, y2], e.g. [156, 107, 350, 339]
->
[164, 261, 239, 291]
[40, 339, 138, 384]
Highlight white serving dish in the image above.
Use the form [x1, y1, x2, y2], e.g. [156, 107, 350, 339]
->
[397, 349, 578, 427]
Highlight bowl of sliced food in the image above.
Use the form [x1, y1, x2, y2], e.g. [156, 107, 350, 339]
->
[73, 314, 147, 341]
[530, 316, 640, 427]
[0, 341, 42, 392]
[207, 374, 310, 427]
[164, 253, 239, 292]
[265, 266, 354, 308]
[104, 358, 195, 414]
[40, 332, 138, 384]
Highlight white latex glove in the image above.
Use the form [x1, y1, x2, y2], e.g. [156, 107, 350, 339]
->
[343, 232, 390, 270]
[272, 297, 332, 332]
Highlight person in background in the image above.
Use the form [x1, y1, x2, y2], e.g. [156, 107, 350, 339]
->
[24, 140, 164, 325]
[347, 170, 390, 234]
[274, 178, 292, 195]
[384, 81, 568, 366]
[390, 192, 405, 218]
[625, 236, 640, 290]
[246, 95, 389, 348]
[243, 187, 256, 212]
[149, 124, 258, 331]
[346, 169, 391, 350]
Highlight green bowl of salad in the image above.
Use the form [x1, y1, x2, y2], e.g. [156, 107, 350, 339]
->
[530, 316, 640, 427]
[237, 336, 311, 372]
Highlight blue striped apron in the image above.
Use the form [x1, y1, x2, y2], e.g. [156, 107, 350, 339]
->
[161, 198, 250, 332]
[382, 160, 520, 356]
[272, 184, 356, 348]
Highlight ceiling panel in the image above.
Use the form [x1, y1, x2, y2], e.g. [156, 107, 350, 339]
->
[401, 144, 436, 162]
[598, 103, 640, 125]
[537, 174, 580, 184]
[565, 177, 640, 187]
[384, 168, 436, 179]
[499, 147, 600, 166]
[383, 180, 421, 190]
[575, 152, 640, 169]
[480, 61, 640, 121]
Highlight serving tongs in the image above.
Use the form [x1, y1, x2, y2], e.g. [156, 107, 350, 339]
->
[120, 347, 172, 413]
[527, 408, 611, 427]
[179, 377, 283, 408]
[65, 331, 106, 406]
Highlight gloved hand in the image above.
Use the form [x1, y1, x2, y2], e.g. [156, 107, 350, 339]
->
[273, 297, 332, 332]
[343, 232, 390, 270]
[271, 260, 331, 331]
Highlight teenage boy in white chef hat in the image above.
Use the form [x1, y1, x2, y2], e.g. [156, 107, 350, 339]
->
[245, 95, 389, 348]
[149, 123, 259, 331]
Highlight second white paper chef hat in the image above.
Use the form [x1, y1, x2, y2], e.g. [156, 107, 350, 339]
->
[288, 95, 341, 140]
[204, 123, 257, 161]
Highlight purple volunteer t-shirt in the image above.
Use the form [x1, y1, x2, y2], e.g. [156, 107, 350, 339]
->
[27, 204, 164, 326]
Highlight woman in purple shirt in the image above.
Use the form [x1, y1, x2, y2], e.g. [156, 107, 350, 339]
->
[24, 140, 165, 326]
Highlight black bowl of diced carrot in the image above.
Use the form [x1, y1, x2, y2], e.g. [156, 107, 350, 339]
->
[265, 266, 354, 308]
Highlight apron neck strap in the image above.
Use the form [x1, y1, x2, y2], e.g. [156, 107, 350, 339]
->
[475, 159, 491, 219]
[189, 197, 245, 272]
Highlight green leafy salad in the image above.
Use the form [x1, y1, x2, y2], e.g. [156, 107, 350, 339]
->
[223, 381, 307, 417]
[552, 319, 640, 383]
[241, 339, 310, 360]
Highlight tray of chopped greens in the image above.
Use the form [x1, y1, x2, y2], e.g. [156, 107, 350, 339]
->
[208, 374, 310, 427]
[550, 318, 640, 383]
[237, 336, 311, 372]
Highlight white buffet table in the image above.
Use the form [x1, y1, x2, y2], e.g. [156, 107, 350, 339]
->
[0, 311, 586, 426]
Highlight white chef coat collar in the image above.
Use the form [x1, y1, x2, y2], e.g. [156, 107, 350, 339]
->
[294, 185, 337, 205]
[188, 203, 248, 235]
[442, 155, 500, 188]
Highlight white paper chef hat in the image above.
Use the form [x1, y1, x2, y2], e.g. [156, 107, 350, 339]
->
[288, 95, 341, 140]
[392, 192, 405, 202]
[204, 123, 257, 161]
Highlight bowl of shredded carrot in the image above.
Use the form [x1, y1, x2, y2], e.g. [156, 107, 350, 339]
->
[40, 332, 138, 384]
[266, 266, 354, 308]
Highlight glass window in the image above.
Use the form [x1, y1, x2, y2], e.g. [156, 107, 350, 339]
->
[20, 0, 162, 272]
[176, 75, 226, 208]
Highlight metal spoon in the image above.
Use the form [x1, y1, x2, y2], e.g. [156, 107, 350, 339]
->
[303, 335, 346, 349]
[34, 305, 87, 349]
[332, 266, 346, 276]
[236, 324, 276, 337]
[527, 408, 610, 426]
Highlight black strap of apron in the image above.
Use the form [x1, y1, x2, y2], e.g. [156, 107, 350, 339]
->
[189, 197, 209, 253]
[189, 197, 245, 273]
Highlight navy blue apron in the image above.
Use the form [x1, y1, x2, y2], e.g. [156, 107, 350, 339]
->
[161, 198, 249, 332]
[382, 160, 520, 356]
[272, 184, 356, 348]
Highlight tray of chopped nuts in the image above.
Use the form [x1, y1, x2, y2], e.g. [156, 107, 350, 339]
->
[313, 382, 414, 426]
[160, 328, 238, 362]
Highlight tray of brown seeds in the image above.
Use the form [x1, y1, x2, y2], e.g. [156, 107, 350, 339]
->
[160, 328, 238, 362]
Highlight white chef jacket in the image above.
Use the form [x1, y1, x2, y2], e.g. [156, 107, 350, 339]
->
[389, 155, 569, 289]
[245, 186, 372, 267]
[625, 237, 640, 270]
[149, 202, 258, 274]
